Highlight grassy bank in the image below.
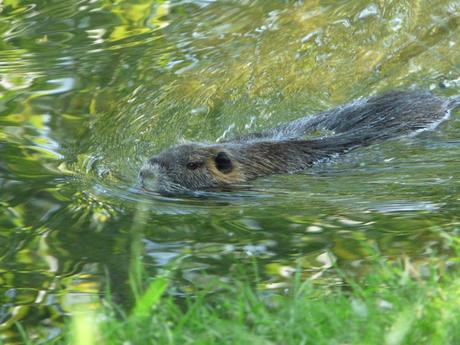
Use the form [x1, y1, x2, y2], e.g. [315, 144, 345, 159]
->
[18, 244, 460, 345]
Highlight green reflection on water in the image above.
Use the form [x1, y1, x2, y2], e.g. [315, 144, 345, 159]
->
[1, 0, 460, 342]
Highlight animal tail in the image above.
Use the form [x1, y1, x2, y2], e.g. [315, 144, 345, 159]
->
[236, 91, 456, 144]
[266, 91, 451, 140]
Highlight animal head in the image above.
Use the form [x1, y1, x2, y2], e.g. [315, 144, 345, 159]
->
[139, 143, 246, 193]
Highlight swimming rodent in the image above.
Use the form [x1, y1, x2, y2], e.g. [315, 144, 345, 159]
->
[140, 91, 460, 194]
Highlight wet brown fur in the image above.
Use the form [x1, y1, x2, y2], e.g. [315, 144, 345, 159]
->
[140, 91, 460, 193]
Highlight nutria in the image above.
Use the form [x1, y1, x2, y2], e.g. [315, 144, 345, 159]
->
[140, 91, 460, 194]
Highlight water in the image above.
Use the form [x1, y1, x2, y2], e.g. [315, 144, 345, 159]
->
[1, 0, 460, 341]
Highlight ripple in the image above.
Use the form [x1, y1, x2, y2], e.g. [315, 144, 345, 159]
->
[369, 201, 442, 213]
[37, 77, 76, 95]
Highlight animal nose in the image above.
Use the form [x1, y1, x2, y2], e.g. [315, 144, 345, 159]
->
[139, 166, 154, 180]
[139, 163, 159, 190]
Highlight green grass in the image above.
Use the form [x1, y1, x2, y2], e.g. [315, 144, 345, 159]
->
[14, 214, 460, 345]
[19, 249, 460, 345]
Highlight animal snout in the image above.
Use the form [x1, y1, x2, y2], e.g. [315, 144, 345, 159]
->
[139, 163, 160, 190]
[139, 166, 153, 180]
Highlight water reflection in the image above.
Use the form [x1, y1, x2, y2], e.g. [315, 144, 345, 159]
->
[0, 0, 460, 342]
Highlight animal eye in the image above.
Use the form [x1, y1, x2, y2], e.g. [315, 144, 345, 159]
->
[186, 162, 200, 170]
[215, 151, 233, 174]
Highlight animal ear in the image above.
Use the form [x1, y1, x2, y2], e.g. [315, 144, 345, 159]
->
[214, 151, 233, 174]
